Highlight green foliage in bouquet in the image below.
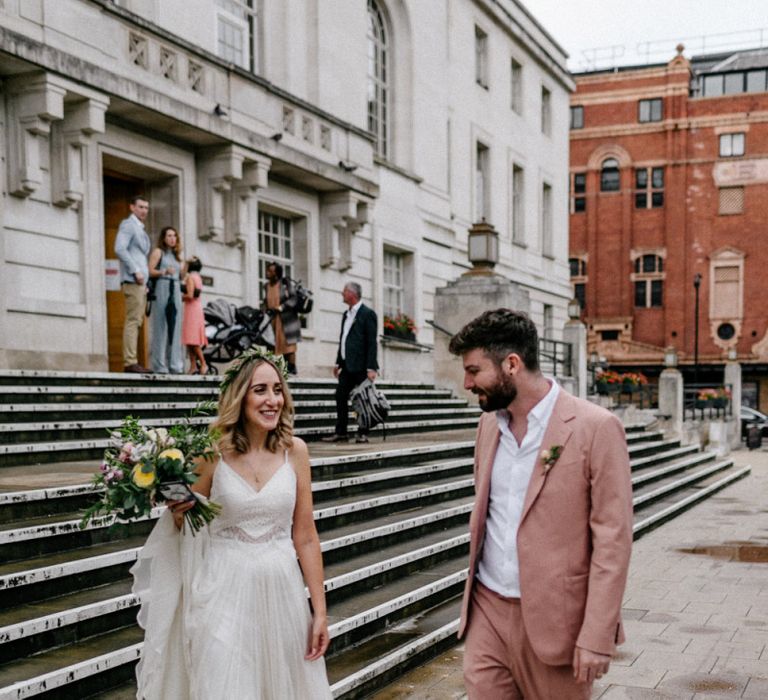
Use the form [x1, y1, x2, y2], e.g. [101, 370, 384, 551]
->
[80, 402, 222, 533]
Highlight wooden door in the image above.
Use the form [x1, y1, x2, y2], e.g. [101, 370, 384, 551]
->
[104, 173, 148, 372]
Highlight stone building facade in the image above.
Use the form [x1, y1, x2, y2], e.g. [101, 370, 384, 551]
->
[570, 46, 768, 407]
[0, 0, 572, 380]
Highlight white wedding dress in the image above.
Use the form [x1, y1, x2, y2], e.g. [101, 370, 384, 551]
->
[132, 455, 332, 699]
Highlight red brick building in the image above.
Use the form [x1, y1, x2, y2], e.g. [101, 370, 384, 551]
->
[569, 46, 768, 408]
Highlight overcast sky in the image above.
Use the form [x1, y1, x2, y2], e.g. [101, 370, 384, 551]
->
[525, 0, 768, 71]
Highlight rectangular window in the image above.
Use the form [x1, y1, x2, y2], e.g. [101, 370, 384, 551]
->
[570, 105, 584, 130]
[512, 164, 524, 244]
[634, 280, 663, 308]
[216, 0, 257, 72]
[541, 86, 551, 135]
[746, 69, 767, 93]
[574, 282, 586, 310]
[541, 182, 553, 256]
[475, 142, 489, 221]
[383, 250, 404, 318]
[703, 74, 724, 97]
[634, 167, 664, 209]
[510, 58, 522, 113]
[258, 211, 293, 287]
[217, 16, 245, 66]
[475, 26, 488, 88]
[719, 132, 745, 157]
[638, 98, 663, 123]
[543, 304, 554, 338]
[719, 186, 744, 215]
[650, 279, 663, 307]
[571, 172, 586, 213]
[724, 72, 744, 95]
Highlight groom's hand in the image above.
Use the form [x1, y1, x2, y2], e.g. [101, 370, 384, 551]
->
[572, 646, 611, 683]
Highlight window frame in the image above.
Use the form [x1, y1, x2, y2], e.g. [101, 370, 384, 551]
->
[541, 85, 551, 135]
[510, 58, 523, 113]
[631, 252, 665, 308]
[257, 210, 295, 289]
[511, 163, 525, 245]
[570, 105, 584, 130]
[719, 132, 745, 158]
[475, 25, 488, 89]
[475, 142, 490, 222]
[600, 158, 620, 192]
[569, 255, 588, 311]
[541, 181, 553, 257]
[638, 98, 663, 123]
[382, 249, 405, 318]
[634, 166, 664, 209]
[367, 0, 390, 158]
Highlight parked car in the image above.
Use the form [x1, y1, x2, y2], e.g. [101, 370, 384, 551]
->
[740, 405, 768, 439]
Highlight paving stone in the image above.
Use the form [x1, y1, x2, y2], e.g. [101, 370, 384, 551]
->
[657, 671, 748, 696]
[596, 685, 692, 699]
[742, 675, 768, 698]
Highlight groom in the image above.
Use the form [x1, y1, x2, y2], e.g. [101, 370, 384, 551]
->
[450, 309, 633, 698]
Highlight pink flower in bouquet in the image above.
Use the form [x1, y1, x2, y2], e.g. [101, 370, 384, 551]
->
[118, 442, 136, 464]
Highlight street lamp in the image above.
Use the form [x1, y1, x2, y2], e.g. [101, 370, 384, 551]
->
[693, 273, 702, 386]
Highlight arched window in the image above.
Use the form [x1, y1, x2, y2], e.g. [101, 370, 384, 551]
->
[600, 158, 620, 192]
[367, 0, 389, 158]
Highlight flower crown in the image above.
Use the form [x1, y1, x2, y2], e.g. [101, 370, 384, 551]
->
[219, 346, 289, 394]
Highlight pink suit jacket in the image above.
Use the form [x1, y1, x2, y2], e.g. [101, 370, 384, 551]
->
[457, 389, 634, 666]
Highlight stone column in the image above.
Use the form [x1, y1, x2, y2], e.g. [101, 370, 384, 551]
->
[433, 273, 530, 400]
[724, 354, 742, 448]
[658, 366, 684, 441]
[563, 318, 587, 399]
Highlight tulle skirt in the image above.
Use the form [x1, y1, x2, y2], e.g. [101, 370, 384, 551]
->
[186, 536, 331, 700]
[132, 514, 331, 700]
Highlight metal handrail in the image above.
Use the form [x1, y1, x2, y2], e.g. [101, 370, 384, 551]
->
[683, 383, 733, 421]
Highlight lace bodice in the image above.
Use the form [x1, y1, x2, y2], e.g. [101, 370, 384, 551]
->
[209, 457, 295, 545]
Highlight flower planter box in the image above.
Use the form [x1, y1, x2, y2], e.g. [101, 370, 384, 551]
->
[695, 399, 712, 409]
[384, 329, 416, 342]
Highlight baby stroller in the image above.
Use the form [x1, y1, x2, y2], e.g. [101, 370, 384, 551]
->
[203, 298, 275, 374]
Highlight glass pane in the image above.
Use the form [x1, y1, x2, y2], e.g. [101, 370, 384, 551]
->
[635, 169, 648, 189]
[569, 258, 579, 277]
[650, 279, 663, 306]
[651, 168, 664, 188]
[634, 281, 646, 307]
[704, 74, 723, 96]
[746, 70, 766, 93]
[651, 99, 662, 121]
[574, 197, 586, 212]
[724, 72, 744, 95]
[638, 100, 649, 121]
[635, 192, 647, 208]
[601, 167, 619, 192]
[719, 134, 732, 157]
[575, 283, 585, 308]
[574, 173, 586, 192]
[652, 191, 664, 207]
[657, 257, 663, 272]
[733, 133, 745, 156]
[643, 254, 656, 273]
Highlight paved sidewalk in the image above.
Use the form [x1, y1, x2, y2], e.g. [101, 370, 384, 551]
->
[374, 447, 768, 698]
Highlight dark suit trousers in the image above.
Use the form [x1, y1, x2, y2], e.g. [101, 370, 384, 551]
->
[335, 363, 368, 436]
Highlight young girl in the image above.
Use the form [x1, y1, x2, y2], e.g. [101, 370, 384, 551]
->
[181, 256, 208, 375]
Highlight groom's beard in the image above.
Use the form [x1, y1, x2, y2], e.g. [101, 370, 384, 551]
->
[474, 370, 517, 412]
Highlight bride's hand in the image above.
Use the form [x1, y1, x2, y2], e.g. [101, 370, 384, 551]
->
[305, 614, 329, 660]
[167, 498, 195, 529]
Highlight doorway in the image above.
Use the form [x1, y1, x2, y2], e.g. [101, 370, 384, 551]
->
[103, 172, 148, 372]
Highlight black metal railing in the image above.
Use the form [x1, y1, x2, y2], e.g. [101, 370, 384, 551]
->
[538, 338, 572, 378]
[683, 383, 733, 421]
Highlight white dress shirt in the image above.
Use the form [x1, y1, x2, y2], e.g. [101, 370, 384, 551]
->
[476, 379, 560, 598]
[340, 300, 362, 361]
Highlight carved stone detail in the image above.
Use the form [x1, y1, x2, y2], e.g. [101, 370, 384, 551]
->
[319, 192, 372, 270]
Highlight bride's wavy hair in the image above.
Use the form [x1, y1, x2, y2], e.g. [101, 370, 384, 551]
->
[211, 357, 294, 454]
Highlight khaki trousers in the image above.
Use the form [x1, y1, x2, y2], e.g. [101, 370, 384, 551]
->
[122, 282, 146, 366]
[463, 581, 591, 700]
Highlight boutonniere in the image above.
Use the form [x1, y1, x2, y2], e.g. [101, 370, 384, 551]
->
[540, 445, 563, 474]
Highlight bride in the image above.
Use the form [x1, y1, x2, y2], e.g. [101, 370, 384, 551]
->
[132, 347, 332, 699]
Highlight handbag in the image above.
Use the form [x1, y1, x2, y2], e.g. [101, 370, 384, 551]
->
[350, 379, 391, 438]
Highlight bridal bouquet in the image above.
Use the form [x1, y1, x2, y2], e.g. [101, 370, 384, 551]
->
[80, 406, 221, 533]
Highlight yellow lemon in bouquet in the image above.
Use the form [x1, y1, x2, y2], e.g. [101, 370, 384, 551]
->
[159, 448, 185, 463]
[132, 463, 156, 488]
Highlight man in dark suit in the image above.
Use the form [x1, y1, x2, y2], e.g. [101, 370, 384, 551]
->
[322, 282, 378, 444]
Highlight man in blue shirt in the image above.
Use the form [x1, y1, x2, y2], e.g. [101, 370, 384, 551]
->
[114, 195, 151, 373]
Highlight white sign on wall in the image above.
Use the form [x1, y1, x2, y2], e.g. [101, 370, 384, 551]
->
[104, 259, 121, 291]
[713, 159, 768, 187]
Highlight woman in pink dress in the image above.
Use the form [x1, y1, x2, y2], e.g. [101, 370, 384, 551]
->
[182, 257, 208, 374]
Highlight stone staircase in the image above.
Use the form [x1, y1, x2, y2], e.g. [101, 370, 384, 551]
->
[0, 373, 752, 699]
[0, 371, 480, 468]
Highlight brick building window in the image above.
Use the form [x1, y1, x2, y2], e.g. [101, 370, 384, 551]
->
[510, 58, 522, 113]
[719, 187, 744, 215]
[475, 26, 488, 88]
[600, 158, 620, 192]
[638, 98, 662, 123]
[570, 105, 584, 129]
[570, 172, 586, 213]
[541, 86, 551, 135]
[632, 253, 664, 308]
[703, 70, 768, 96]
[569, 256, 587, 310]
[635, 167, 664, 208]
[719, 132, 745, 157]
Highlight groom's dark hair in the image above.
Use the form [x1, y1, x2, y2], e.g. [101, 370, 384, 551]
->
[448, 308, 540, 371]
